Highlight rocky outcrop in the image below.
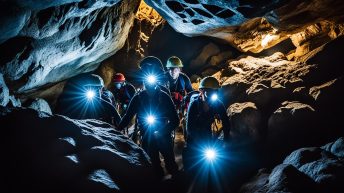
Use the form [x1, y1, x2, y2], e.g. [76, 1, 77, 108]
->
[0, 73, 9, 106]
[27, 98, 52, 114]
[0, 0, 140, 95]
[0, 72, 21, 107]
[0, 107, 156, 193]
[227, 102, 264, 144]
[240, 137, 344, 193]
[145, 0, 344, 53]
[200, 37, 344, 162]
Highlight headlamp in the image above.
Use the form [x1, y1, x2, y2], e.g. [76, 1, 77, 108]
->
[86, 90, 95, 100]
[146, 115, 156, 125]
[204, 148, 217, 162]
[210, 94, 218, 101]
[146, 75, 157, 84]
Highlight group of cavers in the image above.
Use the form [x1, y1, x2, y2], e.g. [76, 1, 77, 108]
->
[55, 56, 231, 180]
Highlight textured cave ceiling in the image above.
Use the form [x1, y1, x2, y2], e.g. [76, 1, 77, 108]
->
[1, 1, 344, 193]
[0, 0, 344, 107]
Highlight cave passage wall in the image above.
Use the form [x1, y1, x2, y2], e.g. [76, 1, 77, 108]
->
[1, 0, 344, 193]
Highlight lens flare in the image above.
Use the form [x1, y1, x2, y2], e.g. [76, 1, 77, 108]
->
[86, 90, 95, 100]
[211, 94, 218, 101]
[204, 148, 216, 161]
[146, 115, 156, 125]
[147, 75, 157, 84]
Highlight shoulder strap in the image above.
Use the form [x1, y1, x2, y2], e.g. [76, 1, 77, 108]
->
[179, 75, 185, 92]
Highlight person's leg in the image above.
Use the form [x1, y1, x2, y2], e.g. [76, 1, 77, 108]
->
[142, 137, 164, 178]
[158, 136, 179, 175]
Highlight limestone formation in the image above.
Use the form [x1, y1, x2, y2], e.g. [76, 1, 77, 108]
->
[0, 0, 140, 94]
[145, 0, 344, 52]
[0, 107, 156, 193]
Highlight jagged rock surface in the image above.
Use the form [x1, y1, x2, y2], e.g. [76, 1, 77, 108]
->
[240, 137, 344, 193]
[0, 0, 140, 95]
[27, 98, 52, 114]
[0, 107, 156, 193]
[145, 0, 344, 53]
[193, 37, 344, 163]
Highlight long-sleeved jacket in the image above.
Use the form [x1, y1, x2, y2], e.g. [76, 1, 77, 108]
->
[118, 88, 179, 136]
[186, 94, 230, 144]
[56, 92, 121, 126]
[168, 73, 193, 95]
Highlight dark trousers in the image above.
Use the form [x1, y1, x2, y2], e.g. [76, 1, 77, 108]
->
[142, 133, 178, 178]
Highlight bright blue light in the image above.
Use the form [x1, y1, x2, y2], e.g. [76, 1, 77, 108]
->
[146, 75, 157, 84]
[146, 115, 156, 125]
[211, 94, 218, 101]
[86, 90, 95, 100]
[204, 148, 217, 161]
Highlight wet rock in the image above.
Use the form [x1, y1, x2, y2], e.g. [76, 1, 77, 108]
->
[27, 98, 52, 115]
[0, 107, 156, 193]
[0, 0, 140, 94]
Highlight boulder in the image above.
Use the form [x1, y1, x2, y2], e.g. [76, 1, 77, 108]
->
[267, 101, 319, 161]
[240, 138, 344, 193]
[227, 102, 264, 144]
[322, 137, 344, 158]
[0, 107, 156, 193]
[27, 98, 52, 115]
[283, 140, 344, 192]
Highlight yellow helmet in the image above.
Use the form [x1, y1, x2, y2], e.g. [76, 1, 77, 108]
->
[199, 76, 220, 89]
[166, 56, 183, 68]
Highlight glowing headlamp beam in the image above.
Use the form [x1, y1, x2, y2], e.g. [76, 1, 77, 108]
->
[204, 148, 216, 161]
[146, 115, 156, 125]
[86, 90, 96, 100]
[211, 94, 218, 101]
[146, 75, 157, 84]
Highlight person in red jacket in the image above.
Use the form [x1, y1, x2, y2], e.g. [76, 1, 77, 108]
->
[109, 73, 136, 116]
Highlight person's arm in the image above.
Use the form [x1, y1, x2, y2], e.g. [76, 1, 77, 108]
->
[185, 98, 198, 142]
[217, 101, 231, 141]
[117, 94, 139, 131]
[127, 83, 136, 99]
[183, 74, 193, 93]
[100, 98, 121, 126]
[163, 93, 179, 133]
[112, 105, 121, 126]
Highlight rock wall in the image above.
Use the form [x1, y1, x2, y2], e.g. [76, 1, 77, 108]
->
[240, 137, 344, 193]
[0, 107, 156, 193]
[199, 36, 344, 165]
[97, 1, 239, 88]
[0, 0, 140, 97]
[145, 0, 344, 53]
